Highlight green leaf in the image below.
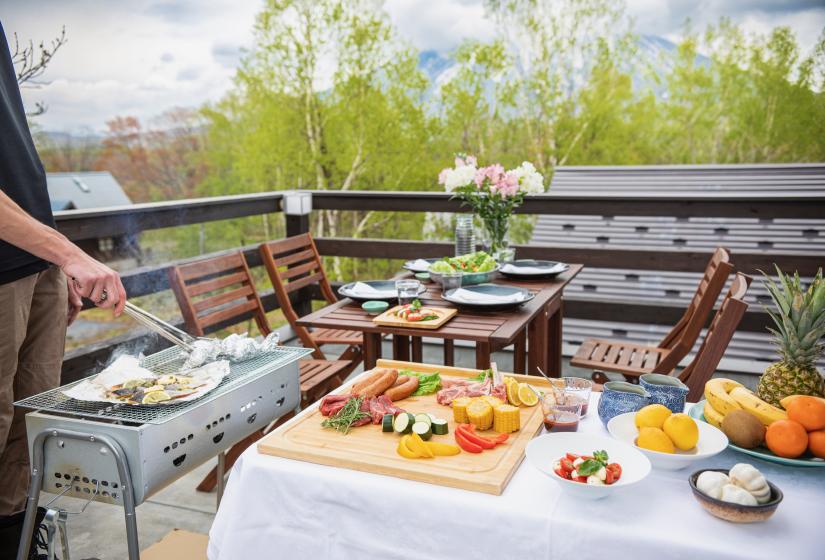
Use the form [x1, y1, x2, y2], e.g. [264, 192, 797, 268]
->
[577, 459, 603, 476]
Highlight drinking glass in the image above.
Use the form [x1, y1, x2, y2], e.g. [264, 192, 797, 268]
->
[439, 271, 462, 293]
[541, 398, 583, 433]
[395, 279, 421, 306]
[549, 377, 593, 417]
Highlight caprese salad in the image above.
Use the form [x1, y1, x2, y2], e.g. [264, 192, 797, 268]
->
[395, 299, 440, 322]
[553, 450, 622, 486]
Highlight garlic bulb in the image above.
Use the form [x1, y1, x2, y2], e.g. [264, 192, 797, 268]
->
[729, 463, 771, 503]
[696, 471, 730, 500]
[720, 483, 758, 506]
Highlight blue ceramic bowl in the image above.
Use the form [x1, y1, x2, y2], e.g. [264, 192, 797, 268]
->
[361, 300, 389, 315]
[640, 374, 689, 414]
[598, 381, 650, 426]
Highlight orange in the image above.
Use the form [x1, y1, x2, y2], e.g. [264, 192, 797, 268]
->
[809, 430, 825, 459]
[785, 396, 825, 431]
[765, 420, 809, 459]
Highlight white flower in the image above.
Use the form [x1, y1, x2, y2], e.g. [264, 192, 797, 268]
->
[510, 161, 545, 195]
[443, 164, 477, 192]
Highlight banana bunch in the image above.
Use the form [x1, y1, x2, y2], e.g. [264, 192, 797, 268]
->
[704, 378, 788, 428]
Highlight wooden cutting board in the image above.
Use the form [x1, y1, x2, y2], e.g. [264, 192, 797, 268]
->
[257, 359, 550, 495]
[372, 305, 458, 329]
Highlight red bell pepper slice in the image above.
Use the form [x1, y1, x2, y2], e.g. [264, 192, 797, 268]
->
[454, 430, 483, 453]
[456, 425, 496, 450]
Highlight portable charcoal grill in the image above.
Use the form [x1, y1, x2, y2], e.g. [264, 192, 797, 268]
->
[14, 344, 311, 560]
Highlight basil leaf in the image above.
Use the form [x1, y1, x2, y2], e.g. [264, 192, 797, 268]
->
[576, 459, 603, 476]
[593, 450, 609, 464]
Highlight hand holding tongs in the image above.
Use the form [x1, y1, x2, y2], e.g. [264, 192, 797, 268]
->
[123, 301, 196, 352]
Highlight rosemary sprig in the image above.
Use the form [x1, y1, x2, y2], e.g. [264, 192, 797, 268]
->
[321, 397, 369, 434]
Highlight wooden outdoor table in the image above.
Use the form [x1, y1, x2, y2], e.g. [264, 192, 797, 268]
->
[296, 265, 582, 376]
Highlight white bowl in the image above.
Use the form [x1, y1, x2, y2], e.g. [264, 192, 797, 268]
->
[525, 433, 652, 500]
[607, 412, 728, 471]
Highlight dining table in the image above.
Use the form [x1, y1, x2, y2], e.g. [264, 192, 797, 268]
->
[207, 387, 821, 560]
[296, 265, 582, 376]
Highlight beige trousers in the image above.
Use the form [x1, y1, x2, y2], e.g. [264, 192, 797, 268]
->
[0, 266, 67, 515]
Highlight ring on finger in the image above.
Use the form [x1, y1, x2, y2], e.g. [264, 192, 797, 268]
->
[98, 288, 109, 304]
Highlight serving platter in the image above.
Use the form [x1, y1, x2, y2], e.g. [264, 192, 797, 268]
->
[499, 260, 569, 279]
[689, 401, 825, 468]
[402, 258, 440, 273]
[258, 360, 550, 495]
[372, 305, 458, 330]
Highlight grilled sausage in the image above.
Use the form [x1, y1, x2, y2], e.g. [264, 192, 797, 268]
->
[390, 375, 409, 388]
[350, 369, 386, 396]
[383, 375, 419, 402]
[360, 369, 398, 398]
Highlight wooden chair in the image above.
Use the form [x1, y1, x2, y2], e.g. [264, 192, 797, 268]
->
[168, 251, 352, 492]
[571, 247, 733, 383]
[678, 273, 752, 401]
[259, 233, 362, 373]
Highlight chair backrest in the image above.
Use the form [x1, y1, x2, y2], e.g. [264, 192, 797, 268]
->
[168, 252, 271, 338]
[679, 272, 752, 401]
[655, 247, 733, 372]
[259, 233, 334, 357]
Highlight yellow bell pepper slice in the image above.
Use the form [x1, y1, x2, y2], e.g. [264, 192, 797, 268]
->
[425, 441, 461, 456]
[408, 432, 434, 458]
[397, 436, 419, 459]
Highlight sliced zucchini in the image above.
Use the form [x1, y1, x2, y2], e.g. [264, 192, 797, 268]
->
[412, 421, 432, 441]
[382, 414, 395, 433]
[431, 418, 449, 435]
[427, 413, 438, 423]
[414, 413, 432, 427]
[393, 413, 413, 434]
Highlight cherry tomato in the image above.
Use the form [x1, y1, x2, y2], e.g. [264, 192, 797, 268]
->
[608, 463, 622, 479]
[560, 459, 575, 473]
[575, 476, 588, 483]
[553, 467, 567, 479]
[565, 453, 579, 462]
[605, 469, 615, 485]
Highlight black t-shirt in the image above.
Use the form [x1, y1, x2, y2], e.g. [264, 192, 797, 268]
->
[0, 20, 53, 285]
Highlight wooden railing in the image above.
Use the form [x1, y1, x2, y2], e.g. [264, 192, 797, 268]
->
[56, 189, 825, 383]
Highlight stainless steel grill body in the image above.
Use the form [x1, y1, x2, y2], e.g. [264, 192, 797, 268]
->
[16, 345, 310, 505]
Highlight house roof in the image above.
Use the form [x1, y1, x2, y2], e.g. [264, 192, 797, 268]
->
[47, 172, 132, 211]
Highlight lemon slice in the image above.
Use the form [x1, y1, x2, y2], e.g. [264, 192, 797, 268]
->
[517, 383, 538, 407]
[505, 379, 522, 406]
[142, 390, 171, 404]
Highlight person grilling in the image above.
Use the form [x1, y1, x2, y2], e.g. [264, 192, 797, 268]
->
[0, 20, 128, 560]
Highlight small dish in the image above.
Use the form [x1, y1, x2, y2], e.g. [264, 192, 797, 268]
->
[414, 272, 430, 282]
[607, 412, 728, 471]
[525, 433, 651, 500]
[361, 300, 389, 315]
[689, 468, 783, 523]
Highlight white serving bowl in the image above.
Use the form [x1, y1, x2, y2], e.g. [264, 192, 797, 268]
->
[607, 412, 728, 471]
[525, 433, 651, 500]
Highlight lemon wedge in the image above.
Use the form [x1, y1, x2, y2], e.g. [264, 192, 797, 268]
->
[517, 383, 538, 407]
[505, 378, 522, 406]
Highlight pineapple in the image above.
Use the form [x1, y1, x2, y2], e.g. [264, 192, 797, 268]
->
[756, 266, 825, 406]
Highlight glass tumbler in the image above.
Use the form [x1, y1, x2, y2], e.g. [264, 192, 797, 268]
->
[438, 271, 463, 293]
[549, 377, 593, 417]
[396, 279, 421, 306]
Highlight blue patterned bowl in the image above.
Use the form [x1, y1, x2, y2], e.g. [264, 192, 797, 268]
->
[640, 374, 689, 414]
[598, 382, 650, 427]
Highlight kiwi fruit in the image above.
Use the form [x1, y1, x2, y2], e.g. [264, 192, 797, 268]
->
[721, 410, 766, 449]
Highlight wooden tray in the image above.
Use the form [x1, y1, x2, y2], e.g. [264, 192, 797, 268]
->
[258, 359, 550, 495]
[372, 305, 457, 329]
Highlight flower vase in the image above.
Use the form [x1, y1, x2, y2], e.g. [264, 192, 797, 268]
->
[481, 214, 512, 261]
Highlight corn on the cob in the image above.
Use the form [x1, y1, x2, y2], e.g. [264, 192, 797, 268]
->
[452, 397, 472, 424]
[467, 400, 494, 430]
[493, 404, 520, 433]
[480, 395, 504, 408]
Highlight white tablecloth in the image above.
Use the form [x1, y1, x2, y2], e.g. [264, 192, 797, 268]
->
[208, 393, 822, 560]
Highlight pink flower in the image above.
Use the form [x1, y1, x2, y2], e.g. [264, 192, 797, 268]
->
[438, 168, 450, 185]
[454, 156, 465, 167]
[496, 171, 520, 197]
[465, 155, 478, 167]
[475, 164, 505, 189]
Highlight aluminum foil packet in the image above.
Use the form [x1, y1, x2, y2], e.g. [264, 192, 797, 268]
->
[181, 331, 281, 370]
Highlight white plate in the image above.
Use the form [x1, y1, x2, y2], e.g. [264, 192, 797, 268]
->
[525, 433, 651, 500]
[607, 412, 728, 471]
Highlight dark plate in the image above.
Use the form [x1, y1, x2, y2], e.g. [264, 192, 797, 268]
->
[498, 260, 569, 279]
[441, 283, 534, 311]
[402, 258, 441, 273]
[338, 281, 425, 302]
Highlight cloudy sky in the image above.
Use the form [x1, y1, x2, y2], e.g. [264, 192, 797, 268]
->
[2, 0, 823, 132]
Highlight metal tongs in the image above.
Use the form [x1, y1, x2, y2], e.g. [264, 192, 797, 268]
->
[123, 301, 196, 352]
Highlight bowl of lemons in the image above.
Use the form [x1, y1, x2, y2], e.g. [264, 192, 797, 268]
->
[607, 404, 729, 470]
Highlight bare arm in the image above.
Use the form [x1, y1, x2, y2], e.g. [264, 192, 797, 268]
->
[0, 188, 126, 314]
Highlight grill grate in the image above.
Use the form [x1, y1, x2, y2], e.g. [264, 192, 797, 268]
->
[15, 345, 312, 425]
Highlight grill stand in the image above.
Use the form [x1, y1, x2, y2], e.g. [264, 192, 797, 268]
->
[17, 429, 140, 560]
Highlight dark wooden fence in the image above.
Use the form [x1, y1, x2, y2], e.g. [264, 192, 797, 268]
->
[56, 183, 825, 383]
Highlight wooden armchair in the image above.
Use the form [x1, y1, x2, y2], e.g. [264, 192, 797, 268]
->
[571, 247, 733, 383]
[168, 251, 352, 492]
[678, 273, 752, 401]
[260, 233, 362, 374]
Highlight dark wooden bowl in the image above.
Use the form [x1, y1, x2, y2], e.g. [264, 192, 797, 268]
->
[689, 468, 783, 523]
